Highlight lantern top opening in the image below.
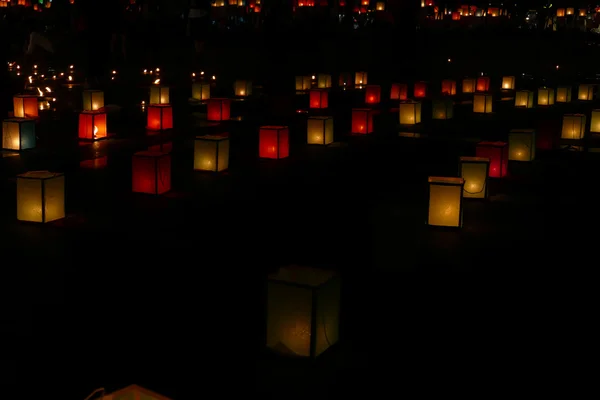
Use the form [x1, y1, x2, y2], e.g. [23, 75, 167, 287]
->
[18, 171, 63, 180]
[268, 265, 337, 288]
[478, 141, 507, 147]
[261, 125, 287, 130]
[4, 118, 35, 123]
[460, 156, 490, 163]
[196, 135, 228, 141]
[134, 150, 167, 157]
[428, 176, 465, 185]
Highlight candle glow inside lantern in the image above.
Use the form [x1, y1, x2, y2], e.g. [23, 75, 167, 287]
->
[476, 141, 508, 178]
[432, 98, 453, 120]
[413, 81, 427, 98]
[364, 85, 381, 104]
[132, 151, 171, 194]
[538, 87, 555, 106]
[441, 79, 456, 95]
[295, 76, 312, 91]
[509, 129, 536, 161]
[459, 157, 490, 199]
[355, 71, 368, 86]
[207, 98, 231, 121]
[149, 86, 170, 104]
[309, 89, 328, 109]
[462, 78, 475, 93]
[147, 104, 173, 130]
[376, 1, 385, 10]
[13, 95, 38, 118]
[82, 89, 104, 111]
[192, 82, 211, 101]
[266, 265, 340, 358]
[556, 8, 565, 17]
[566, 7, 574, 15]
[78, 111, 107, 140]
[514, 90, 534, 108]
[17, 171, 65, 223]
[476, 76, 490, 92]
[390, 83, 408, 100]
[194, 135, 229, 172]
[502, 76, 515, 90]
[591, 110, 600, 133]
[399, 101, 422, 124]
[561, 114, 586, 139]
[351, 108, 374, 134]
[578, 84, 594, 101]
[234, 80, 252, 97]
[2, 118, 35, 150]
[427, 177, 465, 228]
[259, 126, 289, 159]
[317, 74, 332, 89]
[580, 9, 587, 17]
[556, 86, 572, 103]
[473, 93, 493, 113]
[307, 116, 333, 145]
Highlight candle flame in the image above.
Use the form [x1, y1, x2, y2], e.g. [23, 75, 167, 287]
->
[45, 87, 51, 92]
[154, 79, 160, 84]
[68, 76, 72, 81]
[37, 88, 43, 96]
[93, 125, 98, 136]
[28, 76, 32, 83]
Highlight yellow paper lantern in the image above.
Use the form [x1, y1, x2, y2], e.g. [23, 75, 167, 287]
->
[82, 89, 104, 111]
[537, 87, 555, 106]
[556, 86, 572, 103]
[149, 86, 170, 104]
[459, 157, 490, 199]
[462, 78, 475, 93]
[432, 98, 453, 120]
[514, 90, 534, 108]
[192, 82, 210, 101]
[317, 74, 332, 89]
[193, 135, 229, 172]
[441, 79, 456, 95]
[578, 84, 594, 101]
[473, 93, 493, 113]
[295, 76, 311, 91]
[561, 114, 586, 139]
[376, 1, 385, 10]
[501, 76, 515, 90]
[399, 101, 422, 124]
[355, 71, 368, 86]
[566, 7, 574, 15]
[17, 171, 65, 223]
[580, 9, 587, 17]
[234, 80, 252, 97]
[508, 129, 536, 161]
[267, 265, 340, 358]
[427, 177, 465, 228]
[2, 118, 35, 151]
[556, 8, 565, 17]
[307, 116, 334, 145]
[590, 110, 600, 133]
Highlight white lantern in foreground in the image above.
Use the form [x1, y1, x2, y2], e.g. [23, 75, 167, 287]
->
[17, 171, 65, 223]
[427, 177, 465, 228]
[459, 157, 490, 199]
[508, 129, 536, 161]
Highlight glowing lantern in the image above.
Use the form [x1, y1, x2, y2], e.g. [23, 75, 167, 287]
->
[309, 89, 328, 109]
[390, 83, 408, 100]
[147, 104, 173, 130]
[364, 85, 381, 104]
[13, 95, 38, 118]
[317, 74, 332, 89]
[355, 72, 368, 86]
[514, 90, 534, 108]
[591, 110, 600, 133]
[566, 7, 574, 15]
[82, 89, 104, 111]
[580, 9, 587, 17]
[2, 118, 35, 151]
[432, 98, 453, 120]
[16, 171, 65, 223]
[376, 1, 384, 10]
[476, 141, 508, 178]
[508, 129, 536, 162]
[234, 80, 252, 97]
[295, 76, 312, 91]
[338, 73, 353, 88]
[259, 126, 289, 159]
[473, 93, 493, 113]
[487, 7, 499, 16]
[427, 177, 465, 228]
[556, 8, 565, 17]
[194, 135, 229, 172]
[561, 114, 586, 139]
[556, 86, 572, 103]
[207, 98, 231, 121]
[149, 86, 169, 104]
[78, 111, 107, 140]
[413, 81, 427, 98]
[267, 265, 340, 358]
[132, 151, 171, 195]
[578, 84, 594, 101]
[501, 76, 515, 90]
[537, 87, 555, 106]
[476, 76, 490, 92]
[399, 101, 422, 125]
[192, 82, 210, 101]
[307, 116, 333, 145]
[351, 108, 374, 134]
[452, 11, 460, 20]
[441, 79, 456, 95]
[462, 78, 475, 93]
[459, 157, 490, 199]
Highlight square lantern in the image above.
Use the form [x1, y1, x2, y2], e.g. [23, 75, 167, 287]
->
[476, 141, 508, 178]
[266, 265, 340, 358]
[13, 95, 38, 118]
[432, 98, 453, 120]
[399, 101, 422, 124]
[441, 79, 456, 95]
[556, 86, 572, 103]
[82, 89, 104, 111]
[2, 119, 35, 151]
[149, 86, 170, 105]
[514, 90, 534, 108]
[427, 177, 465, 228]
[234, 80, 252, 97]
[561, 114, 586, 139]
[207, 98, 231, 121]
[259, 126, 289, 159]
[413, 81, 427, 98]
[462, 78, 475, 94]
[365, 85, 381, 104]
[194, 135, 229, 172]
[78, 111, 107, 140]
[537, 88, 555, 106]
[476, 76, 490, 92]
[580, 9, 587, 17]
[390, 83, 408, 100]
[566, 7, 574, 15]
[317, 74, 332, 89]
[338, 73, 353, 88]
[556, 8, 565, 17]
[578, 84, 594, 101]
[307, 116, 333, 145]
[147, 104, 173, 130]
[591, 110, 600, 133]
[459, 157, 490, 199]
[16, 171, 65, 223]
[473, 93, 493, 113]
[355, 71, 368, 86]
[295, 76, 312, 91]
[351, 108, 374, 134]
[501, 76, 515, 90]
[509, 129, 536, 161]
[192, 82, 211, 101]
[132, 151, 171, 194]
[309, 89, 328, 109]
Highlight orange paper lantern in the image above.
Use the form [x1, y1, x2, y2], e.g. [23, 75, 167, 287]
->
[259, 126, 289, 159]
[13, 95, 38, 118]
[476, 76, 490, 92]
[78, 111, 107, 140]
[207, 98, 231, 121]
[132, 151, 171, 194]
[147, 105, 173, 130]
[441, 79, 457, 95]
[309, 89, 328, 109]
[351, 108, 374, 134]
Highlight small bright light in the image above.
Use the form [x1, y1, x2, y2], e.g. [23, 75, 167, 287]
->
[448, 58, 451, 62]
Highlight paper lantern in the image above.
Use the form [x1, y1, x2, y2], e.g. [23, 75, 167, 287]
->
[149, 86, 169, 104]
[561, 114, 586, 139]
[295, 76, 312, 91]
[147, 104, 173, 130]
[191, 82, 210, 101]
[578, 84, 594, 101]
[432, 98, 453, 120]
[207, 98, 231, 121]
[556, 8, 565, 17]
[413, 81, 427, 98]
[441, 79, 456, 95]
[473, 93, 493, 113]
[566, 7, 574, 15]
[591, 110, 600, 133]
[351, 108, 374, 134]
[459, 157, 489, 199]
[317, 74, 332, 89]
[514, 90, 534, 108]
[2, 118, 35, 151]
[476, 77, 490, 92]
[78, 111, 107, 140]
[355, 71, 368, 86]
[13, 95, 38, 118]
[194, 135, 229, 172]
[508, 129, 536, 161]
[259, 126, 289, 159]
[234, 80, 252, 97]
[580, 9, 587, 17]
[266, 265, 340, 358]
[82, 89, 104, 111]
[376, 1, 385, 10]
[501, 76, 515, 90]
[16, 171, 65, 223]
[338, 73, 353, 88]
[476, 141, 508, 178]
[452, 11, 460, 20]
[487, 7, 499, 16]
[537, 88, 554, 106]
[390, 83, 408, 100]
[427, 177, 465, 228]
[307, 116, 333, 145]
[462, 78, 475, 93]
[399, 101, 422, 125]
[556, 86, 572, 103]
[309, 89, 328, 109]
[364, 85, 381, 104]
[132, 151, 171, 194]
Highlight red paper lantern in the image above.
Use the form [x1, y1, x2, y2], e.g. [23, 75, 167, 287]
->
[365, 85, 381, 104]
[351, 108, 374, 134]
[132, 151, 171, 194]
[391, 83, 408, 100]
[259, 126, 289, 159]
[309, 89, 328, 109]
[78, 111, 107, 140]
[13, 95, 38, 118]
[207, 98, 231, 121]
[147, 104, 173, 131]
[452, 12, 460, 20]
[476, 77, 490, 92]
[414, 82, 427, 98]
[475, 141, 508, 178]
